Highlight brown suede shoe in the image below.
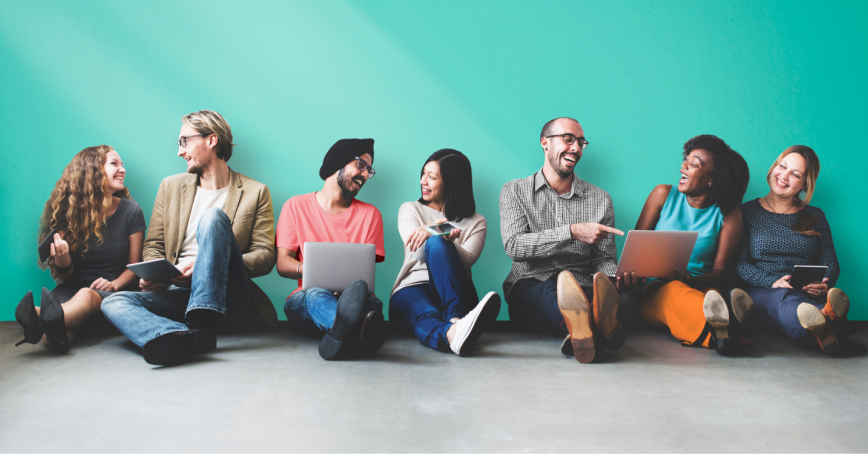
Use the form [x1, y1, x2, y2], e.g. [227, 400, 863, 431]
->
[592, 272, 625, 350]
[557, 271, 595, 364]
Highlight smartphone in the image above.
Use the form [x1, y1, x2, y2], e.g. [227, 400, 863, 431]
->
[425, 221, 459, 237]
[38, 228, 59, 263]
[789, 265, 827, 290]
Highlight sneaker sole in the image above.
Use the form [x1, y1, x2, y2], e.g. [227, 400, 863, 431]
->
[593, 273, 624, 350]
[557, 272, 595, 364]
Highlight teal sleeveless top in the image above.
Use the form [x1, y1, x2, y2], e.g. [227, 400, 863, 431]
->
[655, 186, 724, 276]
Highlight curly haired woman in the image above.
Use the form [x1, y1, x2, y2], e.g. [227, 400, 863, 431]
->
[634, 135, 754, 356]
[14, 145, 146, 353]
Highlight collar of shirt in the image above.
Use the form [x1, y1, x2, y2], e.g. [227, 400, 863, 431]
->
[532, 168, 586, 199]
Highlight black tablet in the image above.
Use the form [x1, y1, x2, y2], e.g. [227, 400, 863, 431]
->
[789, 265, 827, 290]
[38, 228, 59, 263]
[127, 259, 182, 281]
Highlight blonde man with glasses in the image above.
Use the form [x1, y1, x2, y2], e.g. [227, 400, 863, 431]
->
[500, 117, 639, 364]
[101, 110, 277, 366]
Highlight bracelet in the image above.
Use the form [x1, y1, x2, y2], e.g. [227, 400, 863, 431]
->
[296, 262, 302, 278]
[54, 261, 72, 274]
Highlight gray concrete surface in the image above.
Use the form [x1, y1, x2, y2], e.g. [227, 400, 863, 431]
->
[1, 321, 866, 453]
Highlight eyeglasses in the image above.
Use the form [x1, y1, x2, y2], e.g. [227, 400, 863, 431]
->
[354, 157, 376, 178]
[546, 133, 589, 150]
[178, 134, 208, 148]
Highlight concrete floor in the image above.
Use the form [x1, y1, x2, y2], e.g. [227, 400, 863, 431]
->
[1, 321, 867, 453]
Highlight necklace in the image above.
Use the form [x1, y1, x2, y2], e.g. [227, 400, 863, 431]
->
[763, 195, 795, 214]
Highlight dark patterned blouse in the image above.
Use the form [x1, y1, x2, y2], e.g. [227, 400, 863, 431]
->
[736, 198, 840, 289]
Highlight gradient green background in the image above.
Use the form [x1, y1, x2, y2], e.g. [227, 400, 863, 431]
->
[2, 0, 866, 322]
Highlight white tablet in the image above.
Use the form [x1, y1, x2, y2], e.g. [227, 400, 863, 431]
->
[610, 230, 699, 279]
[302, 242, 376, 295]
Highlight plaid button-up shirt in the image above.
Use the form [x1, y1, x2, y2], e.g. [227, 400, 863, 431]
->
[499, 169, 618, 299]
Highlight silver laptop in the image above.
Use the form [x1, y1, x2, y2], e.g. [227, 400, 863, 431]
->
[302, 242, 376, 294]
[610, 230, 699, 279]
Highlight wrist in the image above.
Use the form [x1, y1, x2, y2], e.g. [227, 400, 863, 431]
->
[54, 261, 72, 274]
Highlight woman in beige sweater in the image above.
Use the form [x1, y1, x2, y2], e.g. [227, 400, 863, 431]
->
[390, 149, 500, 356]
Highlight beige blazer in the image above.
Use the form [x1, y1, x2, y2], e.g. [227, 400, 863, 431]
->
[142, 169, 278, 327]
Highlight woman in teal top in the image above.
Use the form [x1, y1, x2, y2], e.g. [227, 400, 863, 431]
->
[634, 135, 752, 356]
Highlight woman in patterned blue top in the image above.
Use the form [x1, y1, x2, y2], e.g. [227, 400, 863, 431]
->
[736, 145, 862, 356]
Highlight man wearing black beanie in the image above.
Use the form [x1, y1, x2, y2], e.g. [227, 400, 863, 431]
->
[274, 138, 386, 360]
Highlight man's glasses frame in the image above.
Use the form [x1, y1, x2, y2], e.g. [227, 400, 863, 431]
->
[546, 133, 589, 150]
[353, 156, 376, 178]
[178, 134, 209, 148]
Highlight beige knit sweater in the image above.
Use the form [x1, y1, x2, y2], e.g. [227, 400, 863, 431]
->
[390, 201, 487, 297]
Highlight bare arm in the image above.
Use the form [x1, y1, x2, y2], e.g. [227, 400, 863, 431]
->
[634, 185, 671, 231]
[276, 248, 302, 280]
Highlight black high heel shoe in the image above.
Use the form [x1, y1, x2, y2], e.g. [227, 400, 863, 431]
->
[14, 291, 44, 346]
[40, 288, 70, 354]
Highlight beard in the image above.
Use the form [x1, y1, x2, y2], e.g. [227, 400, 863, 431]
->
[337, 168, 363, 198]
[547, 150, 578, 179]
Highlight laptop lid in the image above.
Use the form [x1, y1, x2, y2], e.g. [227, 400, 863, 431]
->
[302, 242, 376, 294]
[612, 230, 699, 279]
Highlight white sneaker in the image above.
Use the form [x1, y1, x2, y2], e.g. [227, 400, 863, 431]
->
[449, 291, 501, 356]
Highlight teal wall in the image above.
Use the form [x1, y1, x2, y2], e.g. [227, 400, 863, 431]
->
[2, 0, 866, 321]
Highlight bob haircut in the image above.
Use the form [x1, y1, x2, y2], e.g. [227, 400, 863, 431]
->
[767, 145, 821, 236]
[682, 134, 750, 215]
[417, 149, 476, 222]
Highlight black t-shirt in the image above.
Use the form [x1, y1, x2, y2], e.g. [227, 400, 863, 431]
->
[65, 198, 147, 287]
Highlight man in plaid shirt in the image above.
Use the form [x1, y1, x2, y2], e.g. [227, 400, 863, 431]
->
[500, 117, 638, 364]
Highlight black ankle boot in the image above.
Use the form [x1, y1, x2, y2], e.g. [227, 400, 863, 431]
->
[40, 288, 69, 354]
[14, 291, 43, 346]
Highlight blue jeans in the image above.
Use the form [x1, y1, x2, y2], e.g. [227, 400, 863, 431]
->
[101, 208, 253, 348]
[389, 236, 480, 351]
[507, 275, 594, 336]
[284, 289, 383, 335]
[747, 287, 825, 341]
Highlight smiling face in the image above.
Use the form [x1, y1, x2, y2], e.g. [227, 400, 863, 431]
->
[677, 148, 714, 195]
[420, 160, 444, 208]
[768, 152, 807, 200]
[177, 124, 216, 175]
[541, 118, 584, 179]
[336, 153, 373, 198]
[103, 149, 126, 193]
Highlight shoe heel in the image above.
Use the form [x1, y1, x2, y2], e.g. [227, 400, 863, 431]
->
[557, 272, 595, 363]
[798, 303, 840, 356]
[319, 333, 343, 360]
[14, 291, 43, 346]
[40, 288, 69, 354]
[703, 290, 730, 340]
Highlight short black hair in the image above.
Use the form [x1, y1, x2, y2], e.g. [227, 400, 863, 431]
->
[682, 134, 750, 214]
[417, 149, 476, 222]
[540, 117, 579, 139]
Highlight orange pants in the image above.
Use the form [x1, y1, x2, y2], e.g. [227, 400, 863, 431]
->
[639, 280, 717, 348]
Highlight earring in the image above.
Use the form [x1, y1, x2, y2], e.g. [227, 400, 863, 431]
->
[708, 182, 712, 187]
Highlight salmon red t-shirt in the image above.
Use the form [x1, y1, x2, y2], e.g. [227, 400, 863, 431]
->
[276, 192, 385, 296]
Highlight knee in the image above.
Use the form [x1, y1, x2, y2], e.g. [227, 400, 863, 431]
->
[75, 288, 101, 310]
[424, 235, 451, 256]
[197, 207, 230, 234]
[100, 292, 130, 314]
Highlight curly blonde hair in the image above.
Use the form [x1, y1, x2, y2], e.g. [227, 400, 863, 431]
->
[38, 145, 130, 269]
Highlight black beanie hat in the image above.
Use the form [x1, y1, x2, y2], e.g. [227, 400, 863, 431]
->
[319, 138, 375, 180]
